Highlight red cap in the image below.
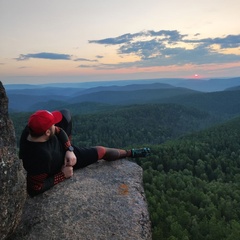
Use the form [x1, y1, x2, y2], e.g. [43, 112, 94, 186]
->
[28, 110, 62, 135]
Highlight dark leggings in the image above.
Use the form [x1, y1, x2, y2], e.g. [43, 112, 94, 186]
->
[56, 109, 72, 137]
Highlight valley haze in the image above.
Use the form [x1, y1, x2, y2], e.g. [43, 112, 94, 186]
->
[4, 76, 240, 92]
[4, 77, 240, 115]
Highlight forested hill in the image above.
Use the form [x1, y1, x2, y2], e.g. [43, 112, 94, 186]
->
[7, 85, 196, 112]
[159, 89, 240, 117]
[71, 104, 218, 148]
[139, 115, 240, 239]
[7, 83, 240, 122]
[11, 103, 217, 148]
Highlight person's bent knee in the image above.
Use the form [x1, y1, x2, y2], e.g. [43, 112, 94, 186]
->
[95, 146, 107, 160]
[60, 109, 72, 123]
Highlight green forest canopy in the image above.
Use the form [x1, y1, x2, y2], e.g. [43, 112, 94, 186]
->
[11, 103, 240, 240]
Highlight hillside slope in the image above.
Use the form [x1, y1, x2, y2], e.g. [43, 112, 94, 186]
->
[140, 116, 240, 239]
[7, 83, 194, 112]
[71, 103, 217, 148]
[11, 103, 218, 148]
[159, 89, 240, 118]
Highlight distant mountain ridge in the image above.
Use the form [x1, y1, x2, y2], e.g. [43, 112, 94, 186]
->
[5, 76, 240, 92]
[7, 85, 197, 112]
[5, 82, 174, 97]
[4, 77, 240, 116]
[174, 77, 240, 91]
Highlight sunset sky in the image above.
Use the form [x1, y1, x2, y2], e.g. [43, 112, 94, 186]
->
[1, 0, 240, 84]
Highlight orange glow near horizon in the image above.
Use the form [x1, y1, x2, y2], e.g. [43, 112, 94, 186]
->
[1, 59, 240, 81]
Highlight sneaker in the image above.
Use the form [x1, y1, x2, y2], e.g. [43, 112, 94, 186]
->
[131, 148, 151, 158]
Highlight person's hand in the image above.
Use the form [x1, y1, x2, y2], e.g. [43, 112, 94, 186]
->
[64, 150, 77, 167]
[61, 165, 73, 178]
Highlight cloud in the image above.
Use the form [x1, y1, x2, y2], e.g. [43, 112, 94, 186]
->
[184, 34, 240, 48]
[74, 58, 98, 62]
[89, 30, 240, 69]
[89, 33, 139, 45]
[89, 30, 186, 45]
[77, 64, 99, 68]
[210, 35, 240, 48]
[18, 66, 30, 69]
[16, 52, 72, 61]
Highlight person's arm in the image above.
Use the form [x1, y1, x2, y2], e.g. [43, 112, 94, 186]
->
[55, 126, 77, 166]
[27, 172, 64, 196]
[27, 166, 73, 197]
[55, 126, 72, 150]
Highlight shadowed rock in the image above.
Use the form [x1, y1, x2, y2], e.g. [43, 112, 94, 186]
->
[10, 159, 152, 240]
[0, 82, 26, 240]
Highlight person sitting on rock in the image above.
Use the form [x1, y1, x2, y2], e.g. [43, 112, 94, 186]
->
[19, 109, 150, 197]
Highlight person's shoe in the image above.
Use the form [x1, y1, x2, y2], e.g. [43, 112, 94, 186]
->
[131, 148, 151, 158]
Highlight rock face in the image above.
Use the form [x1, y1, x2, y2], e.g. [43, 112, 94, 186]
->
[10, 159, 152, 240]
[0, 82, 26, 240]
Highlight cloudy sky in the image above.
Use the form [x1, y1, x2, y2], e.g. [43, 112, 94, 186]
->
[1, 0, 240, 84]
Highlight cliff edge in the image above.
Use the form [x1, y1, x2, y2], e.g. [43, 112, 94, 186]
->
[9, 159, 152, 240]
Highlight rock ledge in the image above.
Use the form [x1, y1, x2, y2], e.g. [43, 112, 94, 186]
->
[9, 159, 152, 240]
